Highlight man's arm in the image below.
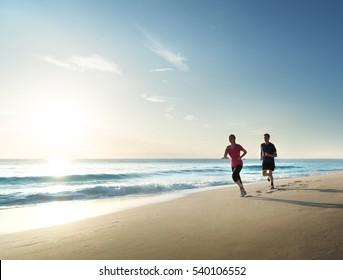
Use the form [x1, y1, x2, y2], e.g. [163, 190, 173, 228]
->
[260, 145, 263, 160]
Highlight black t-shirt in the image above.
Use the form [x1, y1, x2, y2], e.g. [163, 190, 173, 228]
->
[261, 143, 276, 163]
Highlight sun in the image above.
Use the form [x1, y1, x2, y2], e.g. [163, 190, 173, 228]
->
[32, 99, 88, 157]
[37, 101, 82, 139]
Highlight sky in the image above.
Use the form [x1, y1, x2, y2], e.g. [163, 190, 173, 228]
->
[1, 0, 342, 159]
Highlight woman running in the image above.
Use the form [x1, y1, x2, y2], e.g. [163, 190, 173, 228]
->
[222, 134, 248, 197]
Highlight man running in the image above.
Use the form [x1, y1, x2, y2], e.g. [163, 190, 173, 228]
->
[260, 133, 277, 189]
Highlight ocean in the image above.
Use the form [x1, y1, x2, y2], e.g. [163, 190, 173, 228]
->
[1, 158, 343, 210]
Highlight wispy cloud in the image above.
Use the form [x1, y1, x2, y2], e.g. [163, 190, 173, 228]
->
[139, 28, 189, 71]
[71, 55, 122, 74]
[149, 68, 174, 72]
[141, 94, 168, 103]
[185, 115, 198, 121]
[40, 54, 122, 75]
[147, 39, 188, 71]
[41, 56, 77, 71]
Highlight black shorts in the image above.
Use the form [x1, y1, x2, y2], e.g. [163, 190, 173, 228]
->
[262, 162, 275, 171]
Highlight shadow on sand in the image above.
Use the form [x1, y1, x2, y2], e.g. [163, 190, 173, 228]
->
[249, 196, 343, 209]
[280, 187, 343, 194]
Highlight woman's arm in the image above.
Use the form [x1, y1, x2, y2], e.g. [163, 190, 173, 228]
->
[222, 147, 229, 159]
[240, 148, 247, 159]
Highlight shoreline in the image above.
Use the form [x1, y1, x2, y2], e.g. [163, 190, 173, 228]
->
[1, 170, 341, 234]
[1, 172, 343, 259]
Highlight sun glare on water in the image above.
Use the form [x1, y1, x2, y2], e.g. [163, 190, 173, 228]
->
[46, 158, 72, 177]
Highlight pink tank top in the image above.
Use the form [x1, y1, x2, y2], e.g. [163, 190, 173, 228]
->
[226, 144, 244, 167]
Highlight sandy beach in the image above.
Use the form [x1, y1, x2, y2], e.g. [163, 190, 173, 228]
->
[1, 172, 342, 260]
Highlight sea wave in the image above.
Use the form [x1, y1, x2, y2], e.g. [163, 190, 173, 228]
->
[0, 167, 229, 187]
[0, 180, 231, 207]
[0, 173, 149, 186]
[0, 164, 305, 187]
[243, 164, 303, 171]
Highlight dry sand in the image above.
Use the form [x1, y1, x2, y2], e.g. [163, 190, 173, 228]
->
[1, 173, 342, 260]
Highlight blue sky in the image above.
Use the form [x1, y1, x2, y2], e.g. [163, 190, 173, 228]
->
[1, 0, 342, 159]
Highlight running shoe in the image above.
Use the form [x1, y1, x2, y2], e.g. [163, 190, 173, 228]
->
[240, 188, 247, 197]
